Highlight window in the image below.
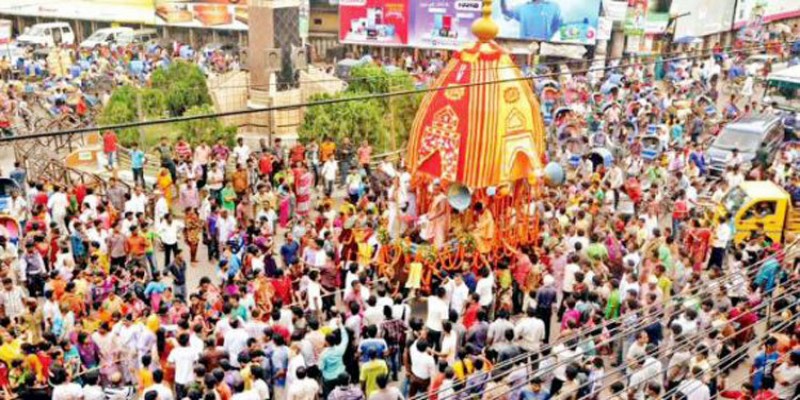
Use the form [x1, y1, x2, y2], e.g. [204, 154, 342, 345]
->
[743, 200, 777, 220]
[314, 19, 323, 25]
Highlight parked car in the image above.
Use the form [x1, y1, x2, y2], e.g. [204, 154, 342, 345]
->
[707, 115, 783, 175]
[16, 22, 75, 47]
[116, 28, 159, 47]
[80, 27, 133, 49]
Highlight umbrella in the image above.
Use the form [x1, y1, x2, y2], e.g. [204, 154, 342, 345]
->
[674, 36, 702, 45]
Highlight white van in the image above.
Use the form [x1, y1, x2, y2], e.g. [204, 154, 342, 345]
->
[116, 28, 159, 47]
[16, 22, 75, 47]
[80, 27, 133, 49]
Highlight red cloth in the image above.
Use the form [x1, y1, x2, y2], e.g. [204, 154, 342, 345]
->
[103, 131, 117, 153]
[258, 154, 273, 176]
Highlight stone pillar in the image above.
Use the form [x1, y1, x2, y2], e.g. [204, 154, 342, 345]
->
[248, 0, 302, 89]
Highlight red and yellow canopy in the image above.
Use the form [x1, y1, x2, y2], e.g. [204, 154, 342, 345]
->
[407, 2, 546, 190]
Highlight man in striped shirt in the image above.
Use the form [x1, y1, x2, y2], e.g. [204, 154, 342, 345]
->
[0, 277, 26, 321]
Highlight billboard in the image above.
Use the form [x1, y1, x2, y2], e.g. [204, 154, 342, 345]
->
[735, 0, 800, 26]
[624, 0, 671, 36]
[491, 0, 602, 45]
[408, 0, 483, 50]
[670, 0, 735, 38]
[339, 0, 410, 46]
[155, 0, 248, 30]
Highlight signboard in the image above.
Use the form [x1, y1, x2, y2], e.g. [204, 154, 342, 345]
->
[735, 0, 800, 26]
[644, 0, 672, 34]
[408, 0, 483, 49]
[493, 0, 602, 45]
[604, 1, 629, 21]
[155, 0, 248, 30]
[670, 0, 735, 38]
[0, 20, 11, 45]
[624, 0, 647, 36]
[597, 17, 613, 40]
[339, 0, 409, 45]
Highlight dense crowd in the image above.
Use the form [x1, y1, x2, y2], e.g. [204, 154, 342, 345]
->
[3, 36, 800, 400]
[0, 39, 241, 135]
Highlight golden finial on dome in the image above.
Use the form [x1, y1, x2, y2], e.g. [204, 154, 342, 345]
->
[471, 0, 499, 42]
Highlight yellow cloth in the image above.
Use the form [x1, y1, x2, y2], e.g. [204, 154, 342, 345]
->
[406, 262, 423, 289]
[146, 314, 160, 333]
[0, 340, 22, 364]
[475, 211, 496, 254]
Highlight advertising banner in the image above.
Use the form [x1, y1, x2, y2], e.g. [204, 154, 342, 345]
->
[625, 0, 671, 35]
[596, 17, 613, 40]
[492, 0, 602, 45]
[604, 1, 629, 21]
[155, 0, 248, 31]
[0, 20, 11, 45]
[339, 0, 410, 46]
[735, 0, 800, 26]
[408, 0, 483, 50]
[624, 0, 647, 36]
[670, 0, 735, 38]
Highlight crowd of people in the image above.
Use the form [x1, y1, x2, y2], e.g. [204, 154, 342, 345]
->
[3, 33, 800, 400]
[0, 38, 241, 136]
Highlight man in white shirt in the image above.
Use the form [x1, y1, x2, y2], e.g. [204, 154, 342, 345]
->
[321, 158, 338, 196]
[450, 274, 470, 315]
[677, 367, 710, 400]
[409, 339, 436, 397]
[774, 351, 800, 400]
[475, 267, 495, 309]
[425, 287, 449, 349]
[514, 307, 545, 353]
[143, 369, 175, 400]
[167, 333, 199, 399]
[223, 318, 250, 367]
[287, 366, 319, 400]
[125, 186, 148, 214]
[233, 137, 251, 166]
[709, 216, 731, 269]
[158, 213, 184, 267]
[218, 209, 237, 245]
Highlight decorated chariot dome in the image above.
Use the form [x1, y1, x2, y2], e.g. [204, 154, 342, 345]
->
[407, 0, 547, 190]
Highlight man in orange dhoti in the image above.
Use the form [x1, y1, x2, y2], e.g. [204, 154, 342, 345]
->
[474, 202, 495, 254]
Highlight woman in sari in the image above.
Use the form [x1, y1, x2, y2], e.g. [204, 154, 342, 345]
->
[183, 207, 203, 264]
[156, 168, 174, 206]
[295, 164, 313, 218]
[278, 184, 293, 229]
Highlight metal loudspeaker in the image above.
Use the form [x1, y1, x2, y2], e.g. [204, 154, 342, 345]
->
[447, 183, 472, 212]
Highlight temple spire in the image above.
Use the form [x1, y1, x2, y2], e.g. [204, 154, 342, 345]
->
[471, 0, 499, 42]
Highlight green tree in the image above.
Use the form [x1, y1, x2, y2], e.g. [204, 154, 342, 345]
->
[300, 64, 421, 152]
[176, 104, 237, 146]
[299, 92, 386, 148]
[150, 61, 212, 116]
[97, 85, 139, 144]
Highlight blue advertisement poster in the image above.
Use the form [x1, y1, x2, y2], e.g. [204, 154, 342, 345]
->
[492, 0, 602, 44]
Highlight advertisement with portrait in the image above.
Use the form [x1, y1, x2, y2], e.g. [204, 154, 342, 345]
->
[408, 0, 483, 50]
[735, 0, 800, 26]
[491, 0, 602, 45]
[624, 0, 671, 35]
[339, 0, 409, 46]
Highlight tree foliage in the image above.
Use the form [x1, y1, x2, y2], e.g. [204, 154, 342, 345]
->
[150, 61, 212, 117]
[300, 64, 422, 152]
[98, 62, 231, 147]
[177, 105, 238, 146]
[300, 93, 386, 147]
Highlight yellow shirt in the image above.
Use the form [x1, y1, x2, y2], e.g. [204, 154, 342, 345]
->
[138, 368, 154, 390]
